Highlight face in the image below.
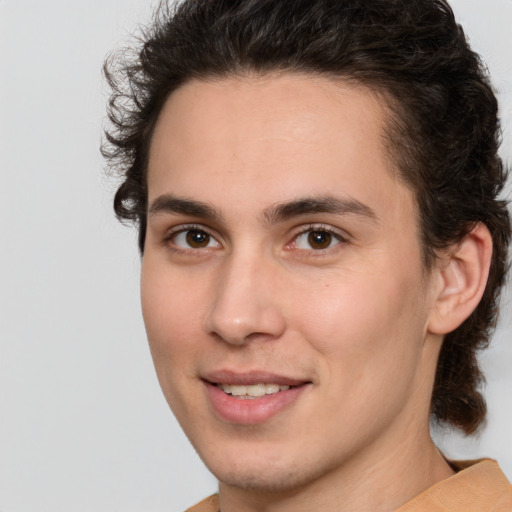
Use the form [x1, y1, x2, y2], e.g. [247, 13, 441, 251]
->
[142, 75, 441, 494]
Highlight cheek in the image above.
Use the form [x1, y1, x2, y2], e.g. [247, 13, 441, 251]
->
[291, 260, 428, 377]
[289, 268, 430, 439]
[140, 261, 206, 366]
[140, 261, 212, 423]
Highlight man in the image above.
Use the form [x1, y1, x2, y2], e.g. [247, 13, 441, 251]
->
[103, 0, 512, 510]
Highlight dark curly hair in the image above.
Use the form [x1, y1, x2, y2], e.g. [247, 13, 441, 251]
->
[102, 0, 511, 434]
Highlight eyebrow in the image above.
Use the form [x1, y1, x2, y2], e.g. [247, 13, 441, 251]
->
[148, 194, 378, 224]
[148, 195, 220, 220]
[262, 195, 378, 224]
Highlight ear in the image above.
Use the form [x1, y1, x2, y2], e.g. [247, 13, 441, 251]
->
[428, 223, 493, 335]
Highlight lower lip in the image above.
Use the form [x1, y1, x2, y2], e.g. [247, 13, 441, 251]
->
[204, 382, 308, 425]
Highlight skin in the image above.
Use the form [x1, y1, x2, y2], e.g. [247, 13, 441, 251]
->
[141, 74, 463, 512]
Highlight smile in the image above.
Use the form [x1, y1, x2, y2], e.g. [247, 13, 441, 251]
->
[216, 383, 291, 398]
[204, 373, 310, 424]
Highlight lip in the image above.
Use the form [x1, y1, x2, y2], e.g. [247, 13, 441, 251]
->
[204, 369, 308, 387]
[203, 370, 311, 425]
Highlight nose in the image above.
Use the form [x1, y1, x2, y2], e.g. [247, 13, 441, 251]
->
[204, 252, 286, 346]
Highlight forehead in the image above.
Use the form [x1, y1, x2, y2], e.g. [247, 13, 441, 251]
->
[147, 74, 413, 224]
[150, 75, 391, 163]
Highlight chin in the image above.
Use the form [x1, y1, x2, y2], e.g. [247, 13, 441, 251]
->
[203, 450, 327, 494]
[215, 466, 309, 493]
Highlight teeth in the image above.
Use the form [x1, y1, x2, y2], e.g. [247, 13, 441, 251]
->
[218, 383, 291, 397]
[230, 385, 248, 396]
[265, 384, 279, 394]
[247, 384, 266, 396]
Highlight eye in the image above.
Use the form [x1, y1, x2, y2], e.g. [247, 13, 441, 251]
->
[292, 228, 344, 250]
[170, 228, 221, 250]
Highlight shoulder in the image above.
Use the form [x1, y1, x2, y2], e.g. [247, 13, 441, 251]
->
[185, 494, 219, 512]
[395, 459, 512, 512]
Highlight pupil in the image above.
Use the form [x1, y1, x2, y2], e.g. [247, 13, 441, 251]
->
[186, 230, 209, 248]
[308, 231, 331, 249]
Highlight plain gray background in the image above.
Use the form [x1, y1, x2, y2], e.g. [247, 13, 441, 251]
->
[0, 1, 511, 511]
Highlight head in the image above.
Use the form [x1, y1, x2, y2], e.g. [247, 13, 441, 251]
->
[103, 0, 510, 478]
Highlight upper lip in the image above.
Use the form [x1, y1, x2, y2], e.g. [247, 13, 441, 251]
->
[203, 370, 310, 387]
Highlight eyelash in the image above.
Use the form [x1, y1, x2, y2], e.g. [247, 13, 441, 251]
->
[162, 224, 221, 254]
[162, 223, 348, 254]
[288, 224, 348, 253]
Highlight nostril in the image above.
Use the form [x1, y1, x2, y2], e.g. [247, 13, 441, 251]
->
[205, 303, 286, 346]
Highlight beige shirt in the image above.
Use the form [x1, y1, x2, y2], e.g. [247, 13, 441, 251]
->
[186, 459, 512, 512]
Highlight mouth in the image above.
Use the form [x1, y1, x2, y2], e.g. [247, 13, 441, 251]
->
[203, 371, 311, 424]
[215, 382, 293, 399]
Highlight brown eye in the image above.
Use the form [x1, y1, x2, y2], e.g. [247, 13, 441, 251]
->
[307, 231, 332, 249]
[186, 229, 210, 248]
[171, 228, 221, 250]
[293, 228, 343, 251]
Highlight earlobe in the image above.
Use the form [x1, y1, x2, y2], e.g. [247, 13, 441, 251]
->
[428, 223, 493, 335]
